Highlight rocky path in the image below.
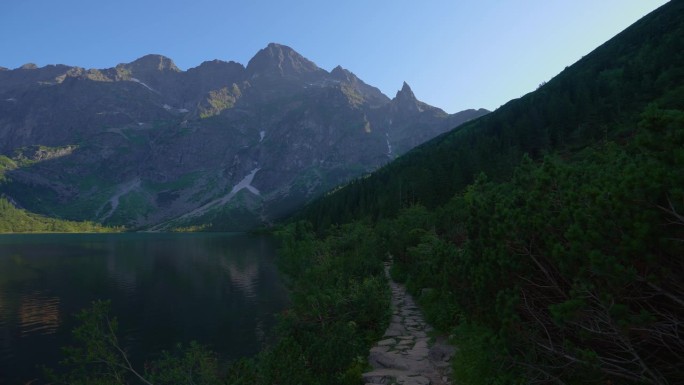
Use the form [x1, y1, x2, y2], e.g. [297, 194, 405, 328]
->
[363, 262, 456, 385]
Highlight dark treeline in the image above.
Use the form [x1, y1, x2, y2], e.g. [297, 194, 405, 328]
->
[376, 108, 684, 384]
[286, 2, 684, 384]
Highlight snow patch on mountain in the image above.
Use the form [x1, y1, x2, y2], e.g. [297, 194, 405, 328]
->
[165, 168, 261, 224]
[96, 178, 142, 221]
[130, 78, 158, 93]
[229, 168, 261, 196]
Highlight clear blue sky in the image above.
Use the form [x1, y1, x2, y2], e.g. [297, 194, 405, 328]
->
[0, 0, 668, 113]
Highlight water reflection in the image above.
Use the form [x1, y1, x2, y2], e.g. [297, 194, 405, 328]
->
[0, 233, 288, 385]
[19, 292, 61, 336]
[222, 258, 260, 299]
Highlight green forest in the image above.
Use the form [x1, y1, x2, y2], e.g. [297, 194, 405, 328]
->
[284, 2, 684, 384]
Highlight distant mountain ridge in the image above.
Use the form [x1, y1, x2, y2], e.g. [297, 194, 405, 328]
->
[0, 43, 488, 230]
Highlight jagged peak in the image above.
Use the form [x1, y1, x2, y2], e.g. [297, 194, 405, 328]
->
[331, 65, 360, 82]
[390, 81, 422, 114]
[329, 65, 391, 107]
[246, 42, 322, 77]
[126, 54, 180, 72]
[396, 81, 416, 100]
[330, 65, 348, 76]
[189, 59, 245, 73]
[267, 42, 286, 49]
[19, 63, 38, 70]
[197, 59, 242, 68]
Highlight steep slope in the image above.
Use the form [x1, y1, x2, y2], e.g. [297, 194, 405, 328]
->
[0, 44, 488, 230]
[289, 2, 684, 384]
[297, 0, 684, 227]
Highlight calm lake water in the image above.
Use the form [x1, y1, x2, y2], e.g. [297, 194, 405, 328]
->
[0, 232, 288, 384]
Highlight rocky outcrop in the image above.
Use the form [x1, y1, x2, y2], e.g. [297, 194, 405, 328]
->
[363, 262, 456, 385]
[330, 65, 389, 108]
[247, 43, 326, 81]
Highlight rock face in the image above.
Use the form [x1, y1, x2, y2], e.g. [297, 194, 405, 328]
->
[0, 44, 489, 230]
[363, 262, 456, 385]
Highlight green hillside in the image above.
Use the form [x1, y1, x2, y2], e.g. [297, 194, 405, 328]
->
[287, 2, 684, 384]
[0, 154, 121, 232]
[0, 197, 120, 233]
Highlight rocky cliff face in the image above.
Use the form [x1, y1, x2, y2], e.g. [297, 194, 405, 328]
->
[0, 43, 488, 230]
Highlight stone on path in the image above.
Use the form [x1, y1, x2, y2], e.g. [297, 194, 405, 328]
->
[362, 261, 455, 385]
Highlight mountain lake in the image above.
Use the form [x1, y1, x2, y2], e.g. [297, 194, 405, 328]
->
[0, 232, 289, 384]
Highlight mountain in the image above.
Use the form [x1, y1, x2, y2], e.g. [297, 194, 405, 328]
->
[0, 43, 488, 230]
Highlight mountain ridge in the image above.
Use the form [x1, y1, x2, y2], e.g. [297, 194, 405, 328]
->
[0, 43, 489, 230]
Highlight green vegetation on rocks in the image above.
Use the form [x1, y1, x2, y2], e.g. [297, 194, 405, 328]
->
[199, 85, 241, 118]
[0, 198, 122, 233]
[377, 107, 683, 384]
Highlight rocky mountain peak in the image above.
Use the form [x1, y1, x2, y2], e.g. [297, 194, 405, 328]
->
[246, 43, 322, 78]
[103, 54, 182, 91]
[19, 63, 38, 70]
[330, 65, 350, 79]
[188, 59, 246, 80]
[193, 59, 244, 72]
[184, 60, 246, 100]
[396, 81, 417, 101]
[392, 81, 420, 113]
[127, 54, 180, 72]
[330, 65, 390, 107]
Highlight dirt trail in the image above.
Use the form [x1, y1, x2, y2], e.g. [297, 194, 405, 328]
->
[363, 262, 456, 385]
